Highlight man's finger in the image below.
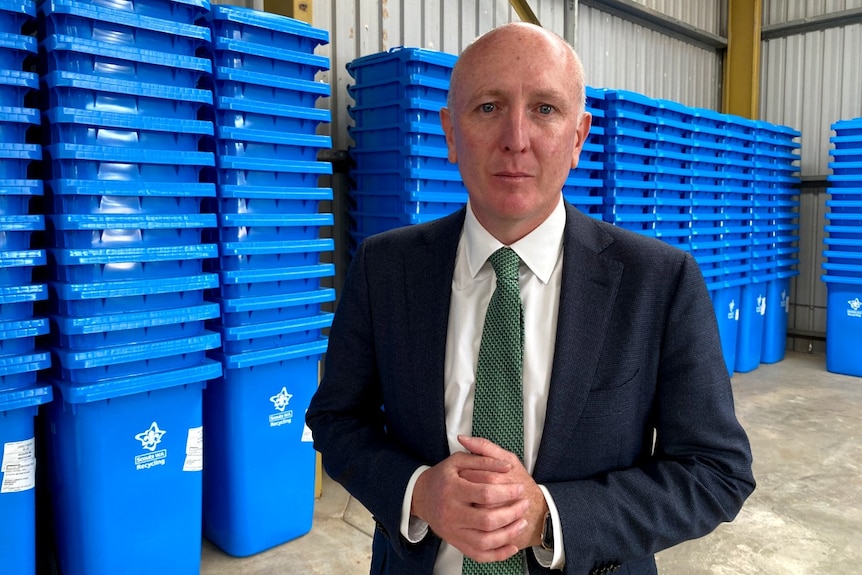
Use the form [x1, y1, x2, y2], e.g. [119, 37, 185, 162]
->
[458, 435, 521, 463]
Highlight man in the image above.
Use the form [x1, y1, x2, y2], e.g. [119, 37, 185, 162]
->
[306, 22, 754, 575]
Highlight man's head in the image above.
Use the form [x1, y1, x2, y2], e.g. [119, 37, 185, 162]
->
[441, 23, 592, 244]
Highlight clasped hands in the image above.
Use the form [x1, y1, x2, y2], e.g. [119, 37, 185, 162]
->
[411, 435, 549, 563]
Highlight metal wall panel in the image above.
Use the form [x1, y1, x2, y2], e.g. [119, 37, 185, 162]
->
[576, 4, 722, 109]
[627, 0, 723, 34]
[763, 0, 862, 26]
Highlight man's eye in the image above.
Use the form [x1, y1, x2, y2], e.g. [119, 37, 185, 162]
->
[538, 104, 554, 115]
[480, 103, 496, 113]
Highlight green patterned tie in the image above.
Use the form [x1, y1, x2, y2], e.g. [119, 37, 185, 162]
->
[463, 247, 525, 575]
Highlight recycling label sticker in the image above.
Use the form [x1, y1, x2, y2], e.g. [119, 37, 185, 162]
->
[1, 438, 36, 493]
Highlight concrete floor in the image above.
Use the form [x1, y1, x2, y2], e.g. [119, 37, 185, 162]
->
[200, 350, 862, 574]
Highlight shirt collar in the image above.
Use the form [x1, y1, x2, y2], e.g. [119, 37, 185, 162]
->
[464, 196, 566, 284]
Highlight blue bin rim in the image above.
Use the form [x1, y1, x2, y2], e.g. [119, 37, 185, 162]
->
[349, 143, 448, 159]
[215, 125, 331, 148]
[217, 155, 331, 174]
[51, 302, 220, 335]
[213, 66, 330, 96]
[47, 212, 216, 230]
[0, 30, 37, 53]
[50, 243, 218, 265]
[46, 107, 214, 135]
[48, 178, 215, 197]
[218, 212, 333, 228]
[45, 143, 215, 166]
[50, 272, 219, 300]
[43, 70, 213, 104]
[215, 95, 331, 121]
[0, 179, 43, 195]
[821, 274, 862, 285]
[831, 118, 862, 131]
[218, 184, 332, 200]
[52, 358, 220, 404]
[0, 248, 46, 267]
[0, 0, 35, 17]
[346, 46, 456, 73]
[0, 107, 39, 125]
[212, 36, 329, 70]
[0, 214, 45, 231]
[0, 142, 41, 160]
[219, 262, 334, 285]
[212, 337, 328, 370]
[43, 34, 212, 73]
[0, 69, 38, 88]
[0, 350, 50, 376]
[210, 286, 335, 313]
[219, 238, 334, 256]
[39, 0, 212, 40]
[0, 316, 49, 339]
[0, 282, 47, 303]
[207, 4, 329, 43]
[214, 312, 333, 341]
[0, 384, 53, 413]
[52, 331, 220, 369]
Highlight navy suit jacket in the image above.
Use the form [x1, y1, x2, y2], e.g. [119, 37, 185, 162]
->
[306, 202, 755, 575]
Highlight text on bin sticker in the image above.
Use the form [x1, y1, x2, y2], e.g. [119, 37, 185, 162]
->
[184, 426, 203, 472]
[1, 438, 36, 493]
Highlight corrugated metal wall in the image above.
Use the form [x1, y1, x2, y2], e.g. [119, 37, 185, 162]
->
[627, 0, 723, 33]
[575, 4, 722, 109]
[760, 0, 862, 348]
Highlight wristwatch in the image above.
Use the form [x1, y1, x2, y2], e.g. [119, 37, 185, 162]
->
[540, 511, 554, 550]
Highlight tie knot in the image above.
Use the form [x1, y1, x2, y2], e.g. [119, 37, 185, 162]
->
[488, 247, 520, 282]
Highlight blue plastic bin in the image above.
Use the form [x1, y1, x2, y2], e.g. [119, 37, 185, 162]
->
[0, 384, 52, 575]
[209, 287, 335, 327]
[206, 4, 329, 54]
[760, 276, 791, 364]
[0, 283, 46, 321]
[735, 282, 768, 373]
[46, 360, 221, 575]
[823, 277, 862, 376]
[203, 339, 326, 556]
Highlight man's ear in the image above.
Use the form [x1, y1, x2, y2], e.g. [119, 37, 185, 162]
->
[440, 107, 458, 164]
[570, 111, 593, 169]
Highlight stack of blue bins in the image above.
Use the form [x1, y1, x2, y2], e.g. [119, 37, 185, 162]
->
[346, 48, 608, 251]
[37, 0, 222, 573]
[346, 47, 460, 253]
[0, 2, 53, 573]
[753, 121, 801, 365]
[200, 5, 333, 557]
[824, 117, 862, 376]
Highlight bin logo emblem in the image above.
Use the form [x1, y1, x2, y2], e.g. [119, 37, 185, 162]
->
[849, 297, 862, 318]
[135, 422, 167, 452]
[727, 300, 738, 321]
[269, 387, 295, 428]
[781, 290, 789, 313]
[270, 387, 293, 412]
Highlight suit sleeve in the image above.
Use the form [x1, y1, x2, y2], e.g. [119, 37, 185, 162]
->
[547, 251, 755, 575]
[305, 239, 430, 560]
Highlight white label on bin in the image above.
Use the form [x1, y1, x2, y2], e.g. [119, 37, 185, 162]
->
[301, 417, 313, 443]
[756, 294, 767, 316]
[1, 438, 37, 493]
[849, 297, 862, 318]
[727, 300, 737, 321]
[183, 426, 203, 472]
[269, 387, 295, 428]
[781, 289, 789, 314]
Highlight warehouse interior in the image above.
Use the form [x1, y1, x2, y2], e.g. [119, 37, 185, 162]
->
[0, 0, 860, 574]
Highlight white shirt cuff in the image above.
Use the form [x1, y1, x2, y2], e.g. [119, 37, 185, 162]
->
[401, 465, 432, 543]
[533, 484, 566, 569]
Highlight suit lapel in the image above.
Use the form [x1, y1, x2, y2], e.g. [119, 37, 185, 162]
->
[403, 210, 465, 463]
[534, 205, 624, 479]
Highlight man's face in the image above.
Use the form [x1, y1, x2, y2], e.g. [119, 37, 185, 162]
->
[441, 26, 592, 242]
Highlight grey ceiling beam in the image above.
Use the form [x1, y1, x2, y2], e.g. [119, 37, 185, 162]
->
[761, 7, 862, 40]
[579, 0, 728, 51]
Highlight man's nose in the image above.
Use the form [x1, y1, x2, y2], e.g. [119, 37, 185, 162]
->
[501, 108, 529, 153]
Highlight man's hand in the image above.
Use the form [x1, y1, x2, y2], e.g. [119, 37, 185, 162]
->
[411, 435, 549, 562]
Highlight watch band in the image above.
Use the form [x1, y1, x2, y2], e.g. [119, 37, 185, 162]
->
[541, 511, 554, 550]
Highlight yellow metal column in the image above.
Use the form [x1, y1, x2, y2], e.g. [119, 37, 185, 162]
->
[263, 0, 312, 24]
[509, 0, 541, 26]
[722, 0, 762, 119]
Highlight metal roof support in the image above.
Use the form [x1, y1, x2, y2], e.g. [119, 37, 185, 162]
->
[263, 0, 313, 24]
[723, 0, 762, 119]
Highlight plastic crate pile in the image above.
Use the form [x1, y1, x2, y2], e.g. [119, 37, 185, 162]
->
[37, 0, 222, 573]
[200, 5, 333, 557]
[565, 87, 606, 219]
[824, 117, 862, 377]
[346, 47, 460, 253]
[0, 2, 53, 574]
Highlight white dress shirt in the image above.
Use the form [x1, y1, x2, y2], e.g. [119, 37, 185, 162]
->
[400, 197, 567, 573]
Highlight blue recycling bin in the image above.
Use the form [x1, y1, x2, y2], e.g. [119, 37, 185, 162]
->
[203, 339, 326, 557]
[823, 277, 862, 377]
[761, 275, 792, 364]
[735, 282, 768, 373]
[711, 285, 741, 379]
[45, 361, 221, 575]
[0, 384, 52, 575]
